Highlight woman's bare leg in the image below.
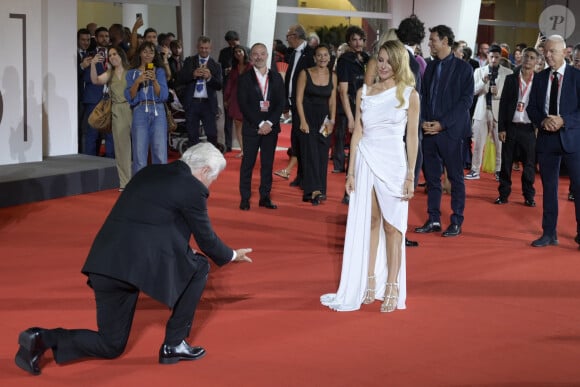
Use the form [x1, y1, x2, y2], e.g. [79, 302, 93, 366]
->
[364, 188, 381, 304]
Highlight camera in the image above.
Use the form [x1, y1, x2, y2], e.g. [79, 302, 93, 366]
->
[136, 13, 142, 20]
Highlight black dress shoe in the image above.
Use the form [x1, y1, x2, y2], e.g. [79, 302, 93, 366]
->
[239, 199, 250, 211]
[319, 194, 327, 201]
[259, 198, 277, 209]
[442, 223, 461, 237]
[575, 234, 580, 245]
[341, 193, 350, 205]
[15, 327, 48, 375]
[332, 169, 345, 173]
[531, 235, 558, 247]
[415, 220, 441, 233]
[311, 193, 323, 206]
[405, 238, 419, 247]
[159, 340, 206, 364]
[524, 199, 536, 207]
[494, 197, 508, 205]
[569, 192, 575, 201]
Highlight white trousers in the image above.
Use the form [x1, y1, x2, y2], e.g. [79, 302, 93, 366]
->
[472, 109, 501, 173]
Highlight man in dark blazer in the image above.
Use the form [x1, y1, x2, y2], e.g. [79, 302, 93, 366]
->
[178, 36, 223, 148]
[414, 25, 474, 237]
[496, 47, 539, 207]
[281, 24, 316, 187]
[527, 35, 580, 247]
[238, 43, 286, 211]
[77, 28, 92, 153]
[15, 143, 252, 375]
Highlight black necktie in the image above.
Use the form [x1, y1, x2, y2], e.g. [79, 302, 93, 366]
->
[549, 71, 559, 115]
[430, 61, 442, 115]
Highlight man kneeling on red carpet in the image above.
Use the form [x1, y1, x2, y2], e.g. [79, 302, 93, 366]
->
[15, 143, 252, 375]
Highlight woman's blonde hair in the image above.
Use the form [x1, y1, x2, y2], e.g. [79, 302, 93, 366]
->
[379, 40, 415, 108]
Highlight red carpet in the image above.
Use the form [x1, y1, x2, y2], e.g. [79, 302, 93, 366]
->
[1, 151, 580, 386]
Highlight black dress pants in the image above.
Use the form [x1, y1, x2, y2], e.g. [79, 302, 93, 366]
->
[50, 256, 209, 364]
[498, 123, 536, 201]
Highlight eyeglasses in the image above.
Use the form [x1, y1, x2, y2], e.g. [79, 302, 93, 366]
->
[286, 33, 297, 39]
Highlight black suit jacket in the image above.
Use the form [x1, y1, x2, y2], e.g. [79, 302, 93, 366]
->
[421, 54, 474, 140]
[177, 55, 222, 115]
[527, 65, 580, 153]
[498, 70, 534, 137]
[284, 45, 316, 107]
[237, 68, 285, 136]
[82, 160, 233, 308]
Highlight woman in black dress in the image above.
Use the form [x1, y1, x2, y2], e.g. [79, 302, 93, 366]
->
[295, 44, 337, 205]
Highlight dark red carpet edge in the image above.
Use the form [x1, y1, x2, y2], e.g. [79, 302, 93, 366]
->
[1, 135, 580, 386]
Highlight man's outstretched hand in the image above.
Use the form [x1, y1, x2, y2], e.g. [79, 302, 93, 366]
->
[234, 248, 253, 262]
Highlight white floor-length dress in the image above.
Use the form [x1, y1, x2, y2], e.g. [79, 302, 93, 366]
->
[321, 84, 412, 311]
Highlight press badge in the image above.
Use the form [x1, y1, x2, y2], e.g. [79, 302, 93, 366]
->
[516, 102, 525, 112]
[260, 100, 270, 112]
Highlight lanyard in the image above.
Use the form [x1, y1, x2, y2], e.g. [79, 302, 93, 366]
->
[519, 72, 533, 99]
[255, 71, 269, 100]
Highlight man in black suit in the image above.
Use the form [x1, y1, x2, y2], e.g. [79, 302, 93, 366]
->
[496, 47, 539, 207]
[238, 43, 285, 211]
[77, 28, 92, 153]
[280, 24, 316, 187]
[14, 143, 253, 375]
[527, 35, 580, 247]
[178, 36, 223, 148]
[414, 25, 474, 237]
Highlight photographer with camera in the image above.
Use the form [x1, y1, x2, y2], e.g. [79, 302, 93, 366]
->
[466, 44, 513, 180]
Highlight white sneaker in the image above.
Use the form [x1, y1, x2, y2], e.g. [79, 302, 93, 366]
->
[465, 171, 480, 180]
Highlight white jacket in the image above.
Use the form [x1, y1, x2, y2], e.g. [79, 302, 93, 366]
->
[473, 64, 513, 120]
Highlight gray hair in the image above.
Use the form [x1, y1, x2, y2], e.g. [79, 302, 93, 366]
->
[180, 143, 226, 180]
[547, 34, 566, 48]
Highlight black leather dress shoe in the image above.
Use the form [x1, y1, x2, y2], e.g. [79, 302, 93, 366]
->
[494, 197, 508, 205]
[415, 220, 441, 233]
[341, 193, 350, 205]
[311, 193, 323, 206]
[159, 340, 206, 364]
[442, 223, 461, 237]
[259, 198, 277, 209]
[405, 238, 419, 247]
[524, 199, 536, 207]
[15, 327, 48, 375]
[239, 200, 250, 211]
[531, 235, 558, 247]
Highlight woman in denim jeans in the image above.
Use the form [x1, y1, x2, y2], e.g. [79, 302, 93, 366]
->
[125, 42, 169, 175]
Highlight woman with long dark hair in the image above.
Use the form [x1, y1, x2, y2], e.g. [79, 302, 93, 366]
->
[90, 46, 132, 190]
[223, 45, 252, 158]
[125, 41, 169, 175]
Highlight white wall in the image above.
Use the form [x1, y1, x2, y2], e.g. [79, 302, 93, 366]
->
[44, 0, 78, 157]
[0, 0, 44, 165]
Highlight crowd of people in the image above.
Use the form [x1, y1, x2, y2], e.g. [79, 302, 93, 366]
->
[16, 14, 580, 375]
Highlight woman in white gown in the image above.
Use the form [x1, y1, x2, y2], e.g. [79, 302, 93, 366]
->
[321, 40, 419, 312]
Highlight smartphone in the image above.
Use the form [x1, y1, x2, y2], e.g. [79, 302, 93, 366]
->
[146, 63, 154, 70]
[97, 47, 106, 57]
[136, 13, 142, 20]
